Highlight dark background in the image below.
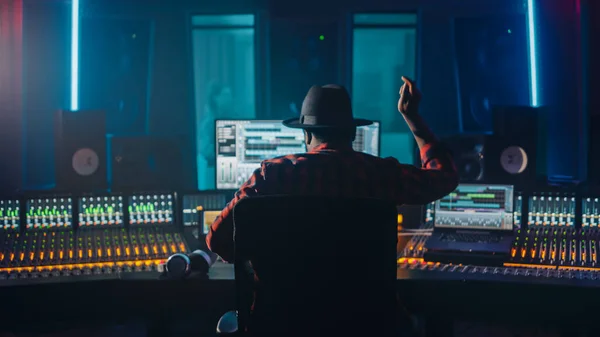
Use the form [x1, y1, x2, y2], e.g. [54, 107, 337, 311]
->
[0, 0, 589, 191]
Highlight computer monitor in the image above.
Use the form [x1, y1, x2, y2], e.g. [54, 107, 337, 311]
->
[215, 119, 380, 190]
[434, 184, 515, 231]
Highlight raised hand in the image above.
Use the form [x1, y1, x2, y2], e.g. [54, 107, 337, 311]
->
[397, 76, 422, 116]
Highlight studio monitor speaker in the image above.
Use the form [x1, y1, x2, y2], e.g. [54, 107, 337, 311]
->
[54, 110, 108, 191]
[484, 105, 545, 187]
[440, 135, 485, 183]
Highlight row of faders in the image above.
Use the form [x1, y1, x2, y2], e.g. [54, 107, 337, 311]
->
[0, 193, 189, 278]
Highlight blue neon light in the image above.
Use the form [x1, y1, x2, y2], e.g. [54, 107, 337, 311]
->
[527, 0, 539, 107]
[70, 0, 79, 111]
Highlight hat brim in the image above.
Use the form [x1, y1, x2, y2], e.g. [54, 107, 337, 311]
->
[282, 118, 373, 129]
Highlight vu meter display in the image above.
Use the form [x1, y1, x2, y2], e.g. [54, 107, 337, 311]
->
[582, 197, 600, 227]
[528, 193, 576, 227]
[215, 120, 380, 190]
[78, 196, 124, 227]
[26, 198, 72, 229]
[0, 199, 20, 229]
[128, 194, 173, 225]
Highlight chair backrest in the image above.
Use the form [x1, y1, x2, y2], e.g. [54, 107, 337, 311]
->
[233, 195, 398, 336]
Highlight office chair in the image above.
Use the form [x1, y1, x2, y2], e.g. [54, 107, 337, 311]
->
[216, 195, 399, 337]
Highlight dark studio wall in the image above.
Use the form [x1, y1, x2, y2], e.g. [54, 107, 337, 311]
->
[534, 0, 585, 182]
[13, 0, 587, 190]
[0, 0, 23, 194]
[21, 0, 70, 189]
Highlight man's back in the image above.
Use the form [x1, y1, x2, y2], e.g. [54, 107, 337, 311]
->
[258, 143, 457, 206]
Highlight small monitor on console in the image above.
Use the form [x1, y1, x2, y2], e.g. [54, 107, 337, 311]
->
[215, 119, 380, 190]
[434, 184, 515, 231]
[181, 193, 228, 228]
[78, 195, 124, 227]
[127, 193, 174, 225]
[0, 199, 20, 230]
[26, 197, 73, 229]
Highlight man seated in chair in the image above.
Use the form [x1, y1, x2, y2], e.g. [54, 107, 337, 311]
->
[207, 76, 459, 262]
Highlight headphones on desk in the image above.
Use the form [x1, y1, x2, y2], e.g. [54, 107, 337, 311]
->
[163, 250, 214, 279]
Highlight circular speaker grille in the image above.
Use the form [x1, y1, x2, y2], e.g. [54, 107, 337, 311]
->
[500, 146, 528, 174]
[72, 148, 100, 176]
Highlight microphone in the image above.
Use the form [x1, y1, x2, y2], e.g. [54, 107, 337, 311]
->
[165, 249, 217, 279]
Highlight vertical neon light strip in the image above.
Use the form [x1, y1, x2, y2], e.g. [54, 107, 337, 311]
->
[527, 0, 539, 107]
[70, 0, 79, 111]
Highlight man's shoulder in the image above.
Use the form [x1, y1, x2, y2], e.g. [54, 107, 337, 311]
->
[262, 153, 310, 167]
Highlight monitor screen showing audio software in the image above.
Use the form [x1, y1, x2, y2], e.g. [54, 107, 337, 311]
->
[215, 120, 380, 190]
[434, 184, 514, 230]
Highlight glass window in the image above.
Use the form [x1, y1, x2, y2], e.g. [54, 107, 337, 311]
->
[353, 13, 417, 25]
[192, 14, 255, 27]
[352, 13, 417, 163]
[191, 14, 256, 190]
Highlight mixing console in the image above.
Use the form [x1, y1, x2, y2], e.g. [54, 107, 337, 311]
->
[527, 192, 576, 228]
[0, 192, 197, 282]
[26, 198, 72, 229]
[400, 190, 600, 278]
[0, 199, 19, 230]
[128, 193, 174, 225]
[79, 196, 123, 227]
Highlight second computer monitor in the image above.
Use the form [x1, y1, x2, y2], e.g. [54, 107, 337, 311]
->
[215, 119, 380, 190]
[434, 184, 515, 231]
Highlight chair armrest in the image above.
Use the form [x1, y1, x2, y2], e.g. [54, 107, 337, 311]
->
[216, 311, 238, 335]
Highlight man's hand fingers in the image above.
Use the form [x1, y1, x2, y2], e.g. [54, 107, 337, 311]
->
[401, 76, 415, 87]
[400, 83, 409, 97]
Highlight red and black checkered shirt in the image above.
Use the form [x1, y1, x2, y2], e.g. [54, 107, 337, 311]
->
[207, 142, 458, 261]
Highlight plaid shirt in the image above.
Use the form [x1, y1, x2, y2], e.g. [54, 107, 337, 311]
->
[207, 142, 458, 261]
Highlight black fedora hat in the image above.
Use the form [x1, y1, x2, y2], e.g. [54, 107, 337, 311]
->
[283, 84, 373, 129]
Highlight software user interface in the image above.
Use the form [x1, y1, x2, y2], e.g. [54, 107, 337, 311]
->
[434, 184, 515, 230]
[215, 120, 380, 190]
[0, 199, 20, 230]
[78, 196, 124, 227]
[127, 193, 173, 225]
[26, 198, 73, 229]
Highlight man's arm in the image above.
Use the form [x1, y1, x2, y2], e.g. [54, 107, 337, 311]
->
[206, 168, 264, 262]
[393, 76, 459, 204]
[388, 139, 458, 205]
